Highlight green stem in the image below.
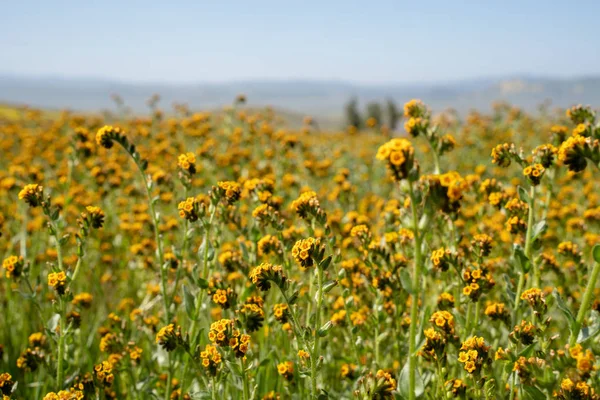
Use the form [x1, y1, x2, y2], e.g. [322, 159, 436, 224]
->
[428, 140, 441, 174]
[569, 262, 600, 347]
[525, 186, 538, 287]
[374, 323, 380, 368]
[465, 302, 472, 336]
[116, 141, 168, 320]
[278, 286, 308, 350]
[242, 358, 250, 400]
[69, 257, 83, 290]
[164, 353, 172, 400]
[189, 207, 216, 344]
[342, 295, 361, 365]
[435, 360, 445, 398]
[512, 272, 526, 330]
[310, 266, 324, 399]
[20, 202, 28, 259]
[24, 277, 44, 324]
[51, 230, 64, 272]
[407, 182, 422, 400]
[541, 183, 552, 220]
[181, 207, 216, 394]
[211, 376, 218, 400]
[56, 299, 67, 388]
[509, 372, 517, 400]
[471, 300, 480, 335]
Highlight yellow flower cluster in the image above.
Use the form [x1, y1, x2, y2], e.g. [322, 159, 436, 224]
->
[178, 197, 200, 221]
[291, 237, 321, 269]
[211, 288, 234, 309]
[471, 233, 493, 257]
[95, 125, 124, 148]
[556, 378, 597, 399]
[403, 99, 425, 117]
[155, 324, 183, 351]
[430, 310, 455, 335]
[484, 302, 510, 324]
[520, 288, 545, 311]
[277, 361, 294, 381]
[558, 134, 599, 173]
[249, 262, 286, 291]
[491, 143, 515, 167]
[375, 370, 397, 397]
[570, 344, 596, 375]
[208, 319, 237, 346]
[430, 247, 452, 271]
[273, 303, 289, 323]
[290, 190, 321, 219]
[257, 234, 281, 257]
[18, 183, 44, 207]
[81, 205, 105, 229]
[230, 333, 251, 358]
[72, 292, 93, 308]
[523, 163, 545, 186]
[0, 373, 13, 396]
[42, 389, 84, 400]
[458, 336, 489, 374]
[93, 360, 114, 386]
[217, 181, 241, 204]
[177, 152, 197, 173]
[48, 271, 67, 294]
[200, 344, 222, 376]
[376, 138, 416, 181]
[350, 224, 370, 239]
[2, 255, 23, 278]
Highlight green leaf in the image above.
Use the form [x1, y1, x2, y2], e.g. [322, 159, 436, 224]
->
[259, 358, 270, 367]
[593, 245, 600, 263]
[345, 294, 354, 307]
[334, 251, 342, 264]
[518, 186, 530, 204]
[503, 274, 516, 304]
[226, 360, 243, 377]
[59, 233, 71, 246]
[400, 269, 413, 294]
[45, 314, 60, 340]
[207, 246, 215, 261]
[183, 285, 195, 319]
[552, 290, 576, 334]
[415, 306, 431, 347]
[523, 385, 546, 400]
[197, 278, 209, 289]
[322, 280, 338, 294]
[578, 313, 600, 344]
[245, 361, 254, 371]
[398, 362, 424, 399]
[185, 228, 196, 240]
[513, 245, 531, 273]
[50, 208, 60, 221]
[239, 241, 249, 261]
[518, 343, 536, 358]
[288, 290, 299, 305]
[317, 321, 333, 337]
[319, 255, 332, 271]
[531, 220, 547, 241]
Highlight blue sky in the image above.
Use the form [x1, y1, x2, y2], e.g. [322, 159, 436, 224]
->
[1, 0, 599, 84]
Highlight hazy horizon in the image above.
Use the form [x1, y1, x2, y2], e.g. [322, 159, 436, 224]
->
[3, 71, 600, 87]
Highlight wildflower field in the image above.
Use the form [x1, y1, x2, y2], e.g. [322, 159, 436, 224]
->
[2, 98, 600, 400]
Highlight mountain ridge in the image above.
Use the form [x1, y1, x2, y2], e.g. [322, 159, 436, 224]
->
[2, 73, 599, 127]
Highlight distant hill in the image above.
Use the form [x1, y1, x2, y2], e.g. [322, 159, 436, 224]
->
[1, 74, 599, 128]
